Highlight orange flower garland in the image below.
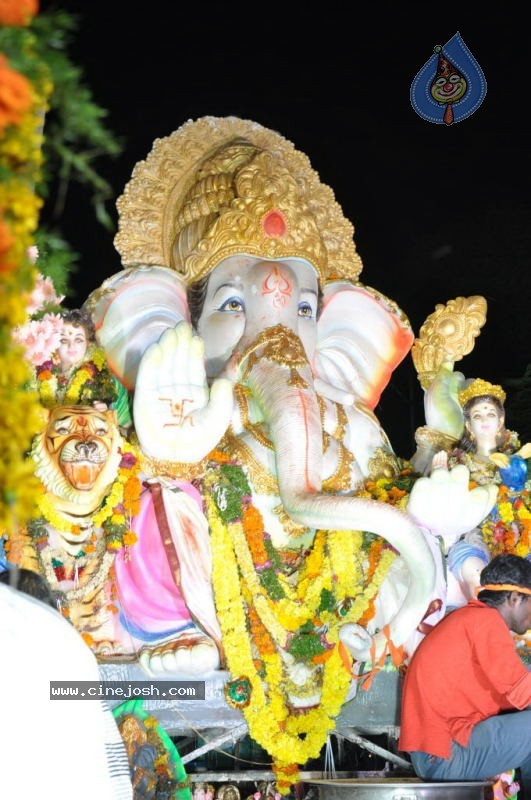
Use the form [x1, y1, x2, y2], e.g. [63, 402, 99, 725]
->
[0, 54, 32, 134]
[0, 0, 38, 27]
[206, 458, 400, 793]
[0, 2, 51, 535]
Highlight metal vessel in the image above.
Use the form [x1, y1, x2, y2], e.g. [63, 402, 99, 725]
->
[304, 778, 493, 800]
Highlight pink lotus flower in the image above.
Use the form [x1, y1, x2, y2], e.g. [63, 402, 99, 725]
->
[26, 273, 65, 315]
[13, 313, 64, 366]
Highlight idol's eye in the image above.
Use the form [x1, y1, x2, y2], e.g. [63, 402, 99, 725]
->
[95, 427, 107, 436]
[449, 74, 460, 83]
[298, 301, 314, 318]
[219, 297, 244, 313]
[435, 77, 446, 87]
[55, 425, 70, 435]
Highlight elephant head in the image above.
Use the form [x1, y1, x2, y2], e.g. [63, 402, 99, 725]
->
[84, 116, 444, 664]
[87, 253, 437, 663]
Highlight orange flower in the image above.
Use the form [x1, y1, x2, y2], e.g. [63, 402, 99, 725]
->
[243, 503, 269, 564]
[207, 448, 232, 464]
[0, 217, 13, 253]
[81, 632, 95, 647]
[38, 369, 53, 380]
[0, 55, 32, 133]
[248, 602, 276, 655]
[122, 531, 138, 547]
[0, 0, 38, 26]
[0, 218, 14, 274]
[312, 647, 335, 665]
[388, 486, 406, 503]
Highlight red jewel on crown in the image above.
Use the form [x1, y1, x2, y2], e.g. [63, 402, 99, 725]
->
[262, 209, 287, 238]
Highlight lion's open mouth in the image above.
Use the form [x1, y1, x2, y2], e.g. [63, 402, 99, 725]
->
[61, 459, 104, 490]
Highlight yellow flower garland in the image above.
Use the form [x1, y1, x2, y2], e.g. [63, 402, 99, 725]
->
[0, 18, 51, 534]
[37, 347, 113, 408]
[34, 441, 142, 551]
[207, 490, 397, 792]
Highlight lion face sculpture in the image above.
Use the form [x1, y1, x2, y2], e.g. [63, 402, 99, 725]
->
[31, 406, 124, 514]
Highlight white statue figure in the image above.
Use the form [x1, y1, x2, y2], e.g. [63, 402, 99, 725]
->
[79, 117, 496, 785]
[408, 298, 530, 609]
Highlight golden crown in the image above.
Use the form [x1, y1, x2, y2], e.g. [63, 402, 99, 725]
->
[458, 378, 506, 408]
[114, 116, 363, 287]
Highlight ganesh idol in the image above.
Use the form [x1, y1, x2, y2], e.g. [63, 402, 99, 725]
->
[9, 117, 499, 784]
[84, 115, 495, 667]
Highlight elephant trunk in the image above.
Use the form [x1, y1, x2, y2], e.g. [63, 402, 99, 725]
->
[240, 325, 436, 661]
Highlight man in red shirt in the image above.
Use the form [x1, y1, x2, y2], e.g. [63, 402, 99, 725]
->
[399, 553, 531, 797]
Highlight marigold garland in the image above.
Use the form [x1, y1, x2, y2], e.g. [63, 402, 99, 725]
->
[0, 2, 51, 535]
[205, 458, 398, 792]
[480, 482, 531, 559]
[32, 440, 142, 553]
[34, 346, 118, 408]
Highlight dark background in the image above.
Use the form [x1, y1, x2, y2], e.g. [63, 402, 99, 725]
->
[39, 3, 531, 456]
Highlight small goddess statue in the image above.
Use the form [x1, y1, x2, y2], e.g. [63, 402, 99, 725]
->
[432, 378, 531, 606]
[32, 308, 132, 428]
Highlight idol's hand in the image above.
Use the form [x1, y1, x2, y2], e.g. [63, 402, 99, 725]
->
[423, 365, 466, 439]
[407, 463, 498, 549]
[134, 322, 233, 463]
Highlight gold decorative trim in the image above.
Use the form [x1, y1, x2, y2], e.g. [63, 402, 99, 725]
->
[272, 505, 311, 538]
[332, 403, 348, 441]
[414, 425, 460, 453]
[239, 324, 310, 389]
[322, 441, 354, 493]
[233, 383, 274, 450]
[140, 452, 208, 481]
[114, 116, 363, 285]
[367, 447, 401, 480]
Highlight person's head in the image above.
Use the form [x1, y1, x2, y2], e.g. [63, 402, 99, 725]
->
[457, 379, 506, 454]
[477, 554, 531, 635]
[0, 565, 56, 609]
[56, 308, 96, 372]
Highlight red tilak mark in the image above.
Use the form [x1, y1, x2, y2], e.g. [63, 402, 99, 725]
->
[261, 266, 292, 308]
[159, 396, 195, 426]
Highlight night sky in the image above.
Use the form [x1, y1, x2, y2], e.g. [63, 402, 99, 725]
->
[39, 3, 531, 455]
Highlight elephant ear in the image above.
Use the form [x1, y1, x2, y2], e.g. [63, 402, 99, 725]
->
[84, 265, 190, 391]
[314, 281, 414, 410]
